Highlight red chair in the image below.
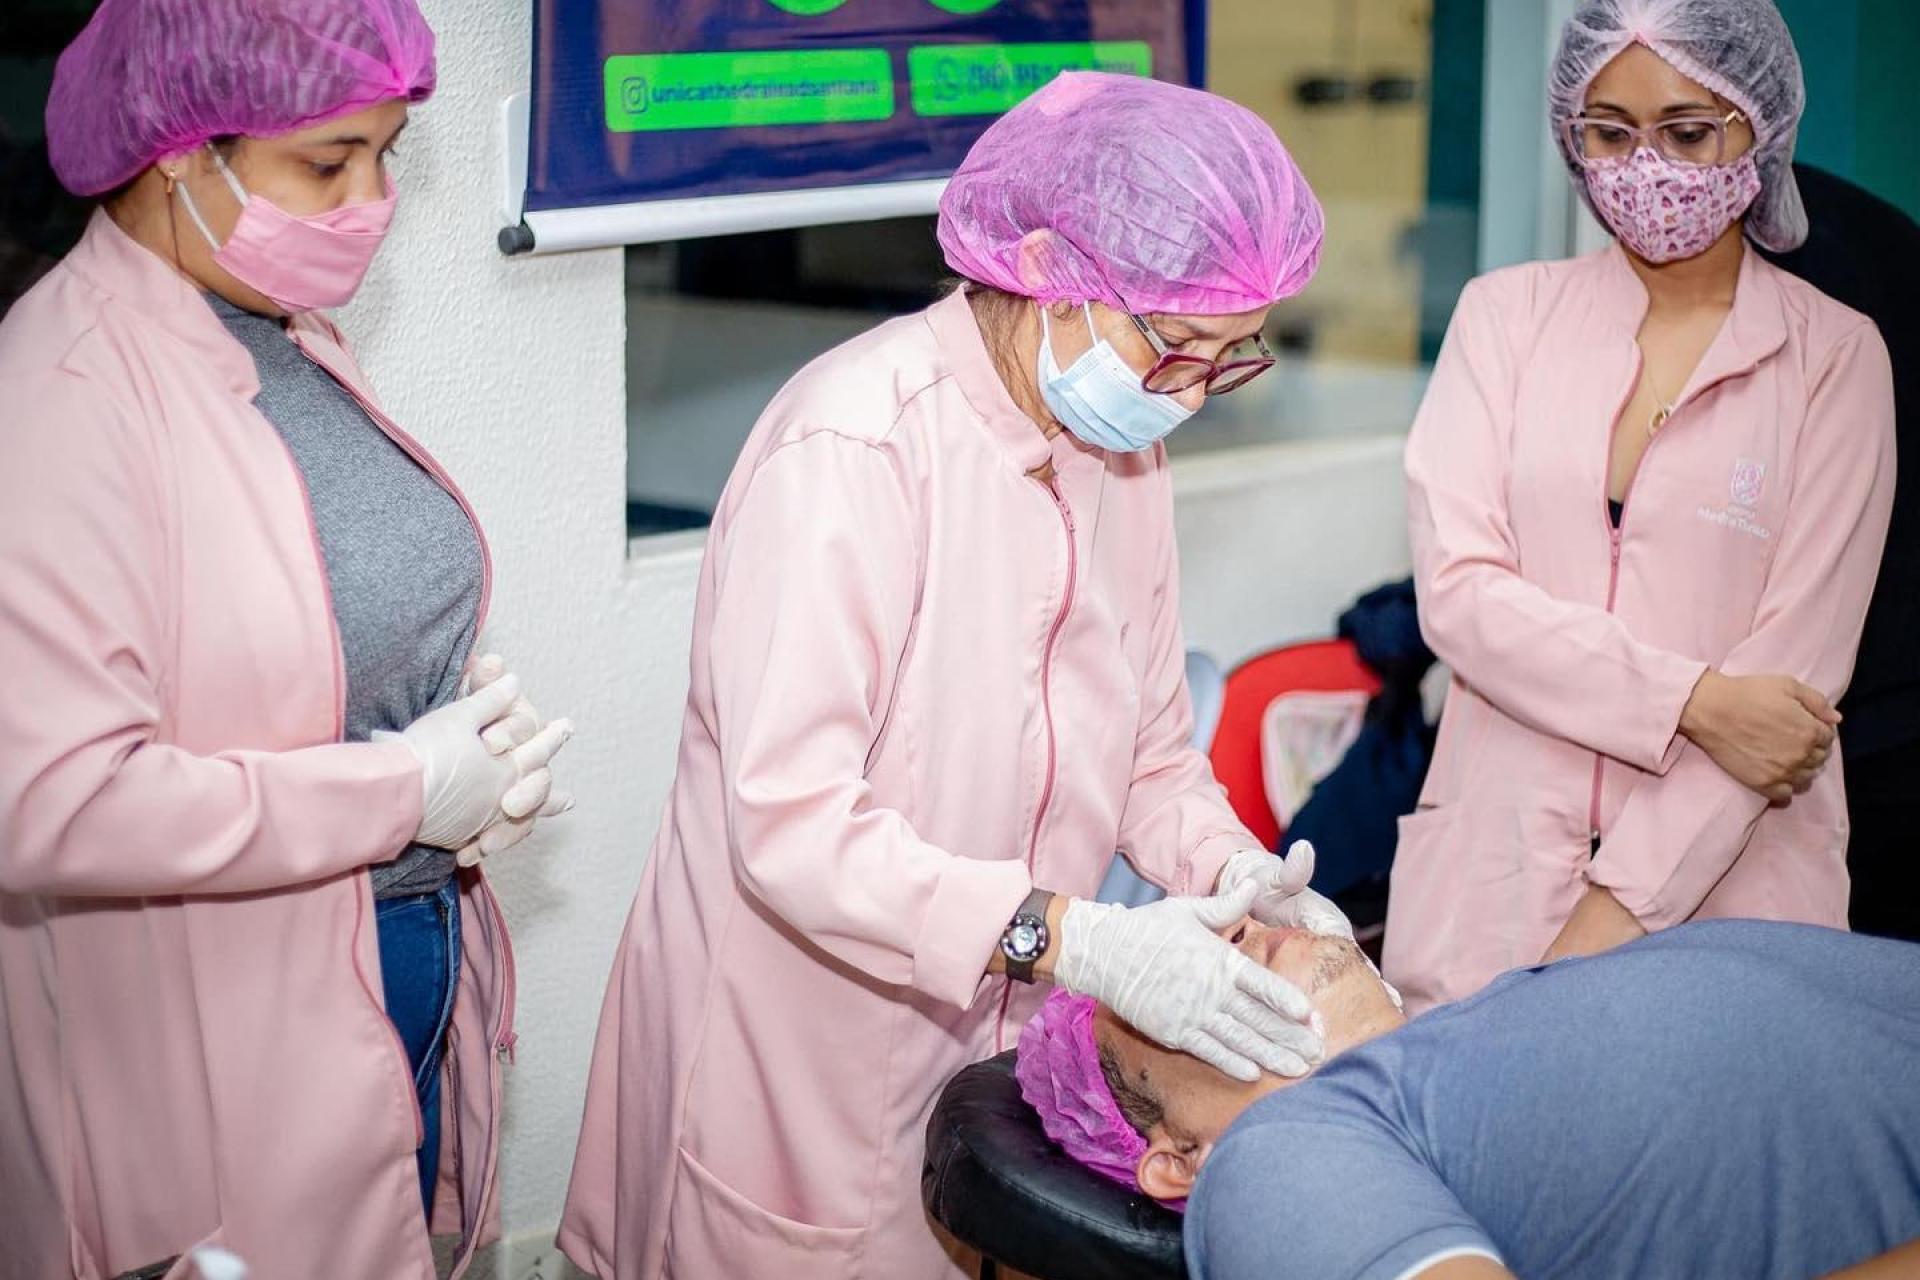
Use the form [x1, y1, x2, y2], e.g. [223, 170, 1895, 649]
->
[1208, 639, 1381, 851]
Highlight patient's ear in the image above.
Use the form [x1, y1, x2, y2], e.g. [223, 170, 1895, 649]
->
[1136, 1133, 1206, 1202]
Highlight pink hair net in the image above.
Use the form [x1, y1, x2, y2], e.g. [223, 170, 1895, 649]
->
[938, 72, 1324, 316]
[1015, 990, 1163, 1201]
[1550, 0, 1807, 252]
[47, 0, 437, 197]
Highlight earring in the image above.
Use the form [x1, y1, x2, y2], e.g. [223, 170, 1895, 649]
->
[163, 170, 179, 194]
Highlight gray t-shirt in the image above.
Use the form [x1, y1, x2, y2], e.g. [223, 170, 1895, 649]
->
[210, 296, 482, 898]
[1187, 921, 1920, 1280]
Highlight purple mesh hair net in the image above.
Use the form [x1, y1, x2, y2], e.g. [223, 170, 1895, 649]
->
[1550, 0, 1807, 251]
[1015, 989, 1156, 1197]
[938, 72, 1324, 316]
[47, 0, 437, 197]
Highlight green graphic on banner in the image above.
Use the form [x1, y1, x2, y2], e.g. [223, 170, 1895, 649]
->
[604, 50, 895, 131]
[907, 41, 1152, 116]
[925, 0, 1005, 12]
[765, 0, 851, 12]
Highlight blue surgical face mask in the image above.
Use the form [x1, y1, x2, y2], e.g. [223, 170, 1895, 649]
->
[1037, 303, 1195, 453]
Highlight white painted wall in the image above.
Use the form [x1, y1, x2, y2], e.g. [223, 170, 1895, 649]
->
[340, 3, 652, 1272]
[340, 5, 1412, 1274]
[1172, 437, 1411, 666]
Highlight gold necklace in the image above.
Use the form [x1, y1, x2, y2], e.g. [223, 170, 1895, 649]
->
[1644, 368, 1678, 438]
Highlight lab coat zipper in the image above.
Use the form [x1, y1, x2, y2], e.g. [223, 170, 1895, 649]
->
[1589, 348, 1640, 850]
[289, 330, 521, 1269]
[1590, 348, 1713, 852]
[289, 331, 496, 632]
[273, 330, 518, 1153]
[250, 391, 426, 1149]
[287, 332, 517, 1057]
[1027, 478, 1080, 874]
[996, 476, 1079, 1052]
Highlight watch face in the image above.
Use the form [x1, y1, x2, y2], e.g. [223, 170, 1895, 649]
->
[1007, 922, 1040, 957]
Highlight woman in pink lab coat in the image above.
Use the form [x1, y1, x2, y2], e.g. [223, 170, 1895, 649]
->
[560, 73, 1349, 1279]
[1384, 0, 1895, 1012]
[0, 3, 571, 1276]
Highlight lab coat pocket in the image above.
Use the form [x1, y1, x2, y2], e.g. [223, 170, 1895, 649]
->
[664, 1145, 865, 1279]
[1384, 804, 1569, 1013]
[1382, 806, 1468, 1011]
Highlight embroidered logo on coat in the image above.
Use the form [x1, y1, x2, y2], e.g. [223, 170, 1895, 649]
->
[1697, 456, 1773, 541]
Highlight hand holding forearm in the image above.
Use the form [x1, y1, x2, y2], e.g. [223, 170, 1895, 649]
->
[1678, 671, 1837, 803]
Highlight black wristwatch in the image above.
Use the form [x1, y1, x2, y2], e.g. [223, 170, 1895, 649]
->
[999, 889, 1055, 984]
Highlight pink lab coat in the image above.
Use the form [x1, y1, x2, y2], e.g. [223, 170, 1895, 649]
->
[1384, 244, 1895, 1012]
[557, 290, 1254, 1279]
[0, 212, 518, 1280]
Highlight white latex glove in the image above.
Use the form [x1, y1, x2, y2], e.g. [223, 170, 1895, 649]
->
[375, 674, 574, 850]
[466, 653, 543, 755]
[454, 769, 577, 866]
[1054, 881, 1324, 1082]
[1219, 841, 1355, 939]
[453, 655, 577, 866]
[1220, 841, 1402, 1010]
[188, 1246, 250, 1280]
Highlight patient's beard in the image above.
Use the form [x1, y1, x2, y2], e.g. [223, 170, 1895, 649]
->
[1305, 938, 1369, 994]
[1300, 939, 1406, 1059]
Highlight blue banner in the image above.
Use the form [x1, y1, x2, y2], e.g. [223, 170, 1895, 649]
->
[526, 0, 1205, 213]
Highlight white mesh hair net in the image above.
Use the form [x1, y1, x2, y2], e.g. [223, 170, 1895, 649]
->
[1549, 0, 1808, 252]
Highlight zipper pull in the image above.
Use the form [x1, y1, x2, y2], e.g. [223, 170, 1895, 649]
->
[1046, 479, 1076, 531]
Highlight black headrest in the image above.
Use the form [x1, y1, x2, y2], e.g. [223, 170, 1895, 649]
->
[923, 1051, 1186, 1280]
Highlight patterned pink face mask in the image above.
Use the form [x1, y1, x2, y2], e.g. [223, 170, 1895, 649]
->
[1583, 147, 1762, 264]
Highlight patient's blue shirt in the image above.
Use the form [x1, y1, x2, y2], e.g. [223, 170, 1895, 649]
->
[1186, 921, 1920, 1280]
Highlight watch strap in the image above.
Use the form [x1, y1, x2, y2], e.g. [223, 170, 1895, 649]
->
[1001, 888, 1054, 984]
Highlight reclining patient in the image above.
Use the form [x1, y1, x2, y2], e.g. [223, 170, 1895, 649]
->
[1017, 917, 1920, 1279]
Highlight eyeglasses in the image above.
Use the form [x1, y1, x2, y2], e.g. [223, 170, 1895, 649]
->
[1124, 312, 1275, 396]
[1565, 109, 1747, 169]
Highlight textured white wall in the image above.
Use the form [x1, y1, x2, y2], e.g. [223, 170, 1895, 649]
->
[339, 2, 659, 1271]
[337, 6, 1411, 1274]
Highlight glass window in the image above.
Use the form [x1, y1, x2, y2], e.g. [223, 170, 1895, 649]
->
[624, 217, 948, 536]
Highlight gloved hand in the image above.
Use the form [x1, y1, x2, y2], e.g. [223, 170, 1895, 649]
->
[1219, 841, 1355, 939]
[1219, 841, 1402, 1009]
[1053, 881, 1324, 1082]
[375, 673, 574, 851]
[467, 653, 544, 755]
[454, 763, 575, 866]
[453, 654, 577, 866]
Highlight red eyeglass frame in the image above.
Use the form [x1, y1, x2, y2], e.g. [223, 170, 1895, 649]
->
[1125, 311, 1277, 396]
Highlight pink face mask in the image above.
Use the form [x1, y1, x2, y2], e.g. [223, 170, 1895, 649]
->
[176, 145, 396, 313]
[1583, 146, 1763, 264]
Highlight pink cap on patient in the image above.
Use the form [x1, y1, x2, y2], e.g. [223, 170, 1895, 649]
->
[1015, 989, 1154, 1197]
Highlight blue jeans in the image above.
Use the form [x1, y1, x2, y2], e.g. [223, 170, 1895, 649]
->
[374, 878, 461, 1215]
